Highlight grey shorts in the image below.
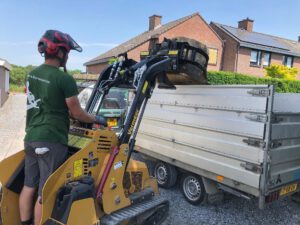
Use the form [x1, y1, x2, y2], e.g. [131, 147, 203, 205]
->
[24, 141, 68, 197]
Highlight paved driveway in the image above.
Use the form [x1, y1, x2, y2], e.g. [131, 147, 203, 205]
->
[0, 93, 26, 161]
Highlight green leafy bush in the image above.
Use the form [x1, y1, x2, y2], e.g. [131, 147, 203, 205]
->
[207, 71, 300, 93]
[10, 64, 37, 85]
[10, 64, 81, 86]
[264, 64, 298, 80]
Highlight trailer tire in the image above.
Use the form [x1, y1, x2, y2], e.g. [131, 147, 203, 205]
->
[180, 173, 206, 205]
[154, 161, 177, 188]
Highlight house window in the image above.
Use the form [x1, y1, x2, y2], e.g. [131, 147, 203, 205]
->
[263, 52, 271, 67]
[208, 48, 218, 65]
[250, 50, 261, 67]
[283, 56, 293, 68]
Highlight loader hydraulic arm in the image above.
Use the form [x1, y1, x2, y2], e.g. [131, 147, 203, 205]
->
[85, 38, 208, 147]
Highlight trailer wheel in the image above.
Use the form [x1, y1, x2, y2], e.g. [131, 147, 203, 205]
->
[180, 173, 206, 205]
[154, 161, 177, 188]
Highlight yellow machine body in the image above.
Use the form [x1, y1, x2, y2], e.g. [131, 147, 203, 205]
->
[0, 128, 159, 225]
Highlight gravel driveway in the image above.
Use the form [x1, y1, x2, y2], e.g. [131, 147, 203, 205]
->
[159, 186, 300, 225]
[0, 93, 26, 160]
[132, 153, 300, 225]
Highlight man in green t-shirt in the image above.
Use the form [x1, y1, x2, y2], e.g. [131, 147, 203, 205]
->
[19, 30, 106, 225]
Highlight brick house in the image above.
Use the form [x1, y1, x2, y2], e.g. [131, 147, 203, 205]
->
[211, 18, 300, 77]
[0, 58, 11, 107]
[84, 13, 223, 75]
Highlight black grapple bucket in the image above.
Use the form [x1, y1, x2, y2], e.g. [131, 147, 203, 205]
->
[165, 37, 209, 85]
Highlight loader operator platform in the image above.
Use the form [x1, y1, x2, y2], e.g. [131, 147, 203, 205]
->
[20, 30, 106, 225]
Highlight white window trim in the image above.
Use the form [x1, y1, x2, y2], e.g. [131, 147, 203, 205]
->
[250, 50, 262, 67]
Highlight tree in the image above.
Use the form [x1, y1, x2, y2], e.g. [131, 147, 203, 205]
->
[10, 64, 33, 85]
[264, 64, 298, 80]
[10, 64, 82, 85]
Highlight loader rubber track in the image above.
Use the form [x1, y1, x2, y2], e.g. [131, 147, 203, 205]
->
[101, 196, 169, 225]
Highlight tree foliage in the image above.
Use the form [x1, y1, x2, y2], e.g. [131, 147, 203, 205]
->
[10, 64, 36, 85]
[10, 64, 82, 85]
[264, 64, 298, 80]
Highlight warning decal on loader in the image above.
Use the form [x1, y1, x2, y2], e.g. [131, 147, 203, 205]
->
[74, 159, 83, 178]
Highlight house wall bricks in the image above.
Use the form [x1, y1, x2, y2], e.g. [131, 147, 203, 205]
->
[126, 15, 223, 71]
[271, 53, 284, 65]
[210, 23, 237, 72]
[86, 63, 108, 74]
[127, 42, 150, 62]
[237, 48, 300, 78]
[212, 24, 300, 79]
[293, 57, 300, 78]
[237, 47, 264, 77]
[158, 15, 223, 71]
[86, 15, 223, 74]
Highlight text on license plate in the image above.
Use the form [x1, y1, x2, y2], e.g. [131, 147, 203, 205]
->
[280, 183, 298, 196]
[107, 118, 118, 127]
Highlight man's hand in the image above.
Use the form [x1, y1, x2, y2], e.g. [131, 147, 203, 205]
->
[66, 96, 96, 123]
[95, 115, 107, 126]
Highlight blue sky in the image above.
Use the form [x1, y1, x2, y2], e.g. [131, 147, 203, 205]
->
[1, 0, 300, 71]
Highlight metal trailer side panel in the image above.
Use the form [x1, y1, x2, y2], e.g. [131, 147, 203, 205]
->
[273, 93, 300, 113]
[137, 133, 261, 188]
[135, 85, 271, 195]
[143, 104, 266, 139]
[139, 119, 264, 164]
[266, 93, 300, 194]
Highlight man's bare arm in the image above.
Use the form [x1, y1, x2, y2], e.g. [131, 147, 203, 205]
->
[66, 96, 96, 123]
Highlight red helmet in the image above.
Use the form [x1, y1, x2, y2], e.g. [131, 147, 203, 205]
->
[38, 30, 82, 55]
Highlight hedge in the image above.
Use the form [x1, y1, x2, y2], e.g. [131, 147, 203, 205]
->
[207, 71, 300, 93]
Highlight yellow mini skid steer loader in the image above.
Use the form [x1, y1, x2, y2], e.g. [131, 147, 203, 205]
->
[0, 37, 209, 225]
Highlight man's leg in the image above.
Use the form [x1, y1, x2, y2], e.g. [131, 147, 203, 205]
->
[21, 142, 39, 225]
[35, 142, 68, 225]
[19, 186, 36, 224]
[34, 197, 42, 225]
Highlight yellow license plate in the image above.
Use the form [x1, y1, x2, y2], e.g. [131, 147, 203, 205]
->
[280, 183, 298, 196]
[107, 118, 117, 127]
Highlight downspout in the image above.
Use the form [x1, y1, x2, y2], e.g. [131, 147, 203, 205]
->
[220, 40, 226, 71]
[235, 43, 240, 72]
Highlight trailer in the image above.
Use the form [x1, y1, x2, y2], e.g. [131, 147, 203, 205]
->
[134, 85, 300, 209]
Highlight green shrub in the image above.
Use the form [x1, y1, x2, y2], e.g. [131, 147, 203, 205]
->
[10, 83, 25, 92]
[10, 64, 82, 86]
[10, 64, 36, 85]
[207, 71, 300, 93]
[264, 64, 298, 80]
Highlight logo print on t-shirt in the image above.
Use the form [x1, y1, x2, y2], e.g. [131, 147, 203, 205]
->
[26, 81, 41, 110]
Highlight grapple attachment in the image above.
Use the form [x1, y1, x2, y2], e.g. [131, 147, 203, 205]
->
[150, 37, 209, 86]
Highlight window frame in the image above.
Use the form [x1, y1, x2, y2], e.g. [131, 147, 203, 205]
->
[283, 55, 294, 68]
[250, 49, 262, 67]
[262, 52, 271, 68]
[207, 47, 218, 66]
